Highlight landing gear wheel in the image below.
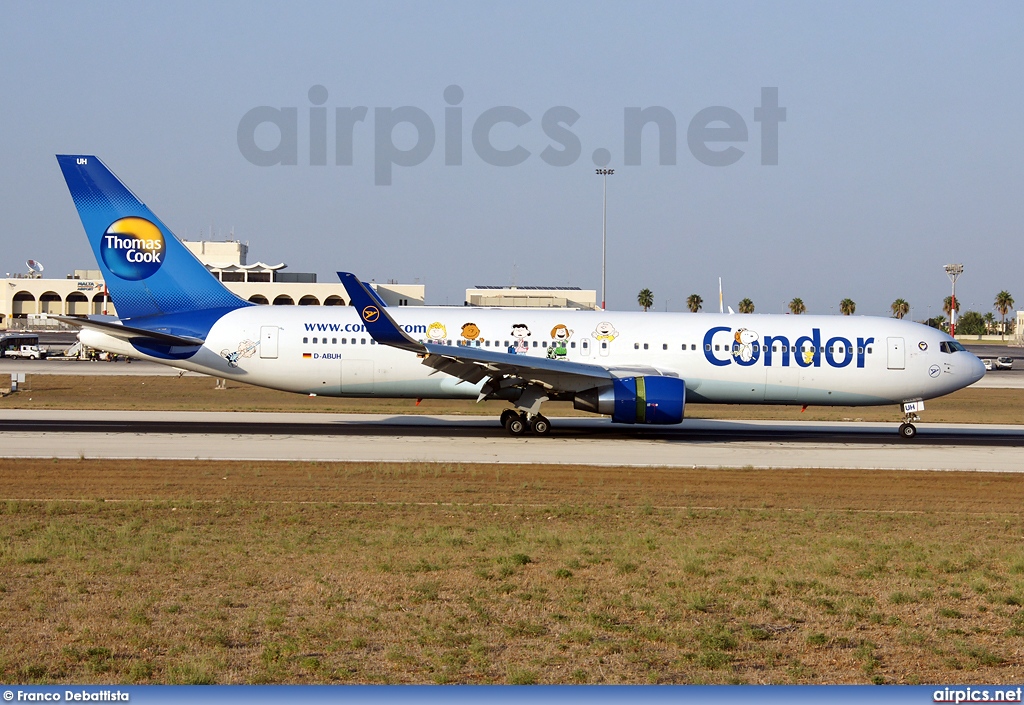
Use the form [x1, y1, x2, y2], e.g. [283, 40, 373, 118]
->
[529, 415, 551, 436]
[499, 409, 516, 428]
[899, 422, 917, 439]
[505, 412, 526, 436]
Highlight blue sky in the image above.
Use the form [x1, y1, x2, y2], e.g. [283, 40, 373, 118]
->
[1, 1, 1021, 315]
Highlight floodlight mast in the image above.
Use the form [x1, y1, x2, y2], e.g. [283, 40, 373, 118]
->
[595, 168, 614, 310]
[944, 263, 964, 337]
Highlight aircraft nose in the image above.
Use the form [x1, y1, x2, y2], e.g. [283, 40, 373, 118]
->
[968, 354, 986, 384]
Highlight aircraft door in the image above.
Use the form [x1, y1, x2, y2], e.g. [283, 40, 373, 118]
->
[580, 337, 591, 357]
[887, 337, 905, 370]
[260, 326, 279, 359]
[599, 340, 610, 357]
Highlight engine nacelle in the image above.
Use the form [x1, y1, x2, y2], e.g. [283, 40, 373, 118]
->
[573, 376, 685, 425]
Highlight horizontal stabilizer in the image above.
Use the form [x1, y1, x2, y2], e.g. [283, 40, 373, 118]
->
[52, 316, 204, 347]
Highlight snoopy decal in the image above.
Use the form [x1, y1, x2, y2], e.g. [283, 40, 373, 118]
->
[510, 323, 531, 354]
[220, 339, 260, 368]
[731, 328, 759, 363]
[547, 323, 573, 360]
[426, 322, 447, 343]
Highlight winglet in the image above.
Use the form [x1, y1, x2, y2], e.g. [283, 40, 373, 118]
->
[339, 272, 388, 309]
[338, 272, 424, 353]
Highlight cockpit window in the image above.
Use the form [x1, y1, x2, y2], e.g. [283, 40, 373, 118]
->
[939, 341, 967, 353]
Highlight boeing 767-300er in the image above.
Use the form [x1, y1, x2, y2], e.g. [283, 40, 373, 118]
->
[54, 155, 985, 438]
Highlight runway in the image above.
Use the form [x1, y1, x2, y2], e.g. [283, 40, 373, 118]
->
[1, 409, 1022, 472]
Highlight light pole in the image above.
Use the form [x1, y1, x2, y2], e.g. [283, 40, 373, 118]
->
[595, 168, 614, 310]
[944, 263, 963, 337]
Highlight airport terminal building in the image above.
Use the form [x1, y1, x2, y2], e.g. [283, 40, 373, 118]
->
[1, 240, 424, 327]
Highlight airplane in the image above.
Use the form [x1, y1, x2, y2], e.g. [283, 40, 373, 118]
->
[54, 155, 986, 439]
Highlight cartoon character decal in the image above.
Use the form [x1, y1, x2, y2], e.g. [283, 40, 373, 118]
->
[592, 321, 618, 343]
[461, 322, 484, 344]
[221, 339, 260, 368]
[510, 323, 531, 354]
[731, 328, 759, 363]
[547, 324, 573, 360]
[427, 322, 447, 342]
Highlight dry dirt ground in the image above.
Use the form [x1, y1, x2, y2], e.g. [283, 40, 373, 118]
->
[2, 375, 1024, 424]
[1, 460, 1022, 685]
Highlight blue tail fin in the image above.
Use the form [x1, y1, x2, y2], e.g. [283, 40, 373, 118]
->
[56, 155, 249, 322]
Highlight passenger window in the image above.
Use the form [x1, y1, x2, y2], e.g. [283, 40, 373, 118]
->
[361, 338, 367, 344]
[313, 337, 318, 344]
[332, 338, 337, 344]
[601, 342, 607, 349]
[867, 347, 872, 354]
[691, 344, 696, 351]
[582, 341, 589, 349]
[643, 343, 649, 350]
[533, 341, 538, 348]
[303, 337, 308, 344]
[715, 345, 720, 351]
[570, 342, 576, 349]
[663, 344, 667, 350]
[705, 344, 711, 351]
[634, 343, 640, 350]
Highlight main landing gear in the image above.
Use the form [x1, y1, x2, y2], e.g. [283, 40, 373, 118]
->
[500, 409, 551, 436]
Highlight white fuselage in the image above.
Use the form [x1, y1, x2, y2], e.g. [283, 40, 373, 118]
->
[80, 306, 986, 407]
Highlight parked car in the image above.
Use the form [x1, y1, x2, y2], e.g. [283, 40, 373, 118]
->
[983, 358, 994, 371]
[996, 356, 1014, 370]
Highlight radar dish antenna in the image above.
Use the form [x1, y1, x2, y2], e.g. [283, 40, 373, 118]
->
[26, 259, 44, 278]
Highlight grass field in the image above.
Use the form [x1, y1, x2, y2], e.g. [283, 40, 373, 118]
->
[3, 374, 1024, 424]
[1, 460, 1022, 684]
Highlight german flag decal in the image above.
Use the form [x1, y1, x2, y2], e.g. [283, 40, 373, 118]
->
[302, 353, 312, 359]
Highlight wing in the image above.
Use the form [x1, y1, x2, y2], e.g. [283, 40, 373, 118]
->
[338, 272, 675, 397]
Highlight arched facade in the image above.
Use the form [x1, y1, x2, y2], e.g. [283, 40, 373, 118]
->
[298, 295, 320, 306]
[324, 295, 346, 306]
[12, 291, 36, 317]
[272, 295, 294, 306]
[248, 294, 269, 305]
[39, 291, 62, 315]
[66, 291, 89, 316]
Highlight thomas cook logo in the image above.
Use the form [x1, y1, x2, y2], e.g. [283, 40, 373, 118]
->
[362, 306, 380, 323]
[100, 217, 165, 281]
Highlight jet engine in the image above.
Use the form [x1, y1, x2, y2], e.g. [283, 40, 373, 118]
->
[573, 376, 685, 424]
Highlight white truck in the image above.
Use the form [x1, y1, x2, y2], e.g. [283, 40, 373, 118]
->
[6, 344, 47, 360]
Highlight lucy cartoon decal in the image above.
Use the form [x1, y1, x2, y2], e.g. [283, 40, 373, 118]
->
[592, 321, 618, 343]
[461, 322, 484, 344]
[220, 339, 260, 368]
[731, 328, 759, 363]
[510, 323, 531, 354]
[547, 324, 573, 360]
[427, 322, 447, 342]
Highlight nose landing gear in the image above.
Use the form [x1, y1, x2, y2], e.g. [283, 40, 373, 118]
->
[898, 400, 923, 440]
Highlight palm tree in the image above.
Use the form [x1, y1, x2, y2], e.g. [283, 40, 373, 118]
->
[943, 295, 960, 319]
[994, 290, 1014, 340]
[983, 311, 997, 334]
[637, 288, 654, 312]
[788, 297, 806, 315]
[891, 298, 909, 319]
[686, 294, 703, 313]
[738, 298, 755, 314]
[839, 298, 856, 315]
